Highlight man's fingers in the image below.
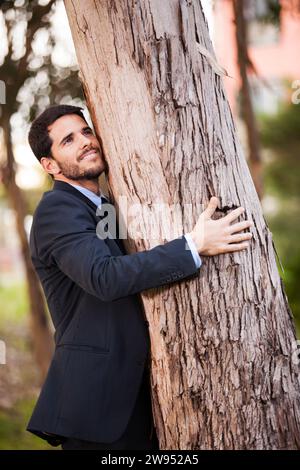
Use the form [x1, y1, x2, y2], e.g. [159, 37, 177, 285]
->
[228, 220, 253, 234]
[224, 242, 250, 253]
[229, 232, 253, 243]
[204, 197, 219, 219]
[224, 206, 245, 223]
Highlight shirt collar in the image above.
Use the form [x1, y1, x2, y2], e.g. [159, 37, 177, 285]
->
[69, 183, 106, 207]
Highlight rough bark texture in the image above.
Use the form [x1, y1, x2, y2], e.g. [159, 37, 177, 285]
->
[64, 0, 300, 449]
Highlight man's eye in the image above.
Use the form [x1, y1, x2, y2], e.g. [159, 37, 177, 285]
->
[84, 129, 93, 134]
[64, 136, 72, 144]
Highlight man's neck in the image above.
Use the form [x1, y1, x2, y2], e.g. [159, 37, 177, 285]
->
[54, 175, 100, 196]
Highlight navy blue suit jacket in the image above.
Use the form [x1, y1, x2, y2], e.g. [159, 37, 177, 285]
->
[27, 180, 199, 445]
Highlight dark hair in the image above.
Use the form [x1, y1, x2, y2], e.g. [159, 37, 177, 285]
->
[28, 104, 87, 162]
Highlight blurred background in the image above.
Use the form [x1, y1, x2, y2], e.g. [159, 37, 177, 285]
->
[0, 0, 299, 450]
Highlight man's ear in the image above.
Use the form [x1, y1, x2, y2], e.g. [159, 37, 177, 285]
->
[40, 156, 60, 177]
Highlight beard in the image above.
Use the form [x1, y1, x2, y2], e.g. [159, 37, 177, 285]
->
[55, 156, 106, 181]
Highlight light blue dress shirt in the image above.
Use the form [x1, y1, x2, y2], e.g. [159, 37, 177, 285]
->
[70, 184, 202, 269]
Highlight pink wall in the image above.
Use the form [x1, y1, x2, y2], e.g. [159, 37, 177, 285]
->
[213, 0, 300, 115]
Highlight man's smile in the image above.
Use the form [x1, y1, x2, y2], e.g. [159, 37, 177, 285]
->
[79, 149, 100, 161]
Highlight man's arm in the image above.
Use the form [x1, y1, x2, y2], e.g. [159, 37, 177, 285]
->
[32, 194, 200, 303]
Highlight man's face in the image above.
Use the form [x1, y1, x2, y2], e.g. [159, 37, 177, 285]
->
[43, 114, 106, 181]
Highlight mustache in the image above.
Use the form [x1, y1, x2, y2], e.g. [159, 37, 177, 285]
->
[79, 146, 100, 160]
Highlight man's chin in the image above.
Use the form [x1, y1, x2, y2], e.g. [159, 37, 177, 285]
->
[80, 165, 104, 179]
[60, 169, 102, 182]
[84, 170, 103, 180]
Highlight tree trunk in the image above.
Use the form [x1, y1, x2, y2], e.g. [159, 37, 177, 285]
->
[1, 117, 53, 382]
[64, 0, 300, 449]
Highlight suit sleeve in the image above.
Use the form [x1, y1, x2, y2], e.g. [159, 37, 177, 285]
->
[31, 194, 200, 302]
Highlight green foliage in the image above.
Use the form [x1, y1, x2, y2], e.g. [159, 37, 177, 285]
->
[259, 102, 300, 337]
[260, 102, 300, 151]
[248, 0, 281, 25]
[260, 0, 281, 25]
[282, 250, 300, 336]
[271, 211, 300, 338]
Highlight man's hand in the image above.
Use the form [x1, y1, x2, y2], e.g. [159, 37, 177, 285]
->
[188, 197, 253, 256]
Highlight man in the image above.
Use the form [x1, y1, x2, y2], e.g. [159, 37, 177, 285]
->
[27, 104, 253, 450]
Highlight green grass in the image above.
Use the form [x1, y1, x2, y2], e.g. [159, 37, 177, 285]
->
[0, 398, 56, 450]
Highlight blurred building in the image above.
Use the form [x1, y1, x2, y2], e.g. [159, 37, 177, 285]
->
[212, 0, 300, 116]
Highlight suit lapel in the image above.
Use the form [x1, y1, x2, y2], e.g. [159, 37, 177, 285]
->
[51, 180, 126, 254]
[52, 180, 102, 213]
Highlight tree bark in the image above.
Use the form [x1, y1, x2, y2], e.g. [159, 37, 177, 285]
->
[64, 0, 300, 449]
[1, 117, 53, 382]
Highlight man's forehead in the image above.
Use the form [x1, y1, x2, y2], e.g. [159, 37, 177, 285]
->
[48, 114, 88, 137]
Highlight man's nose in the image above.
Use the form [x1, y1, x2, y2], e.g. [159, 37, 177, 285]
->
[78, 133, 92, 148]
